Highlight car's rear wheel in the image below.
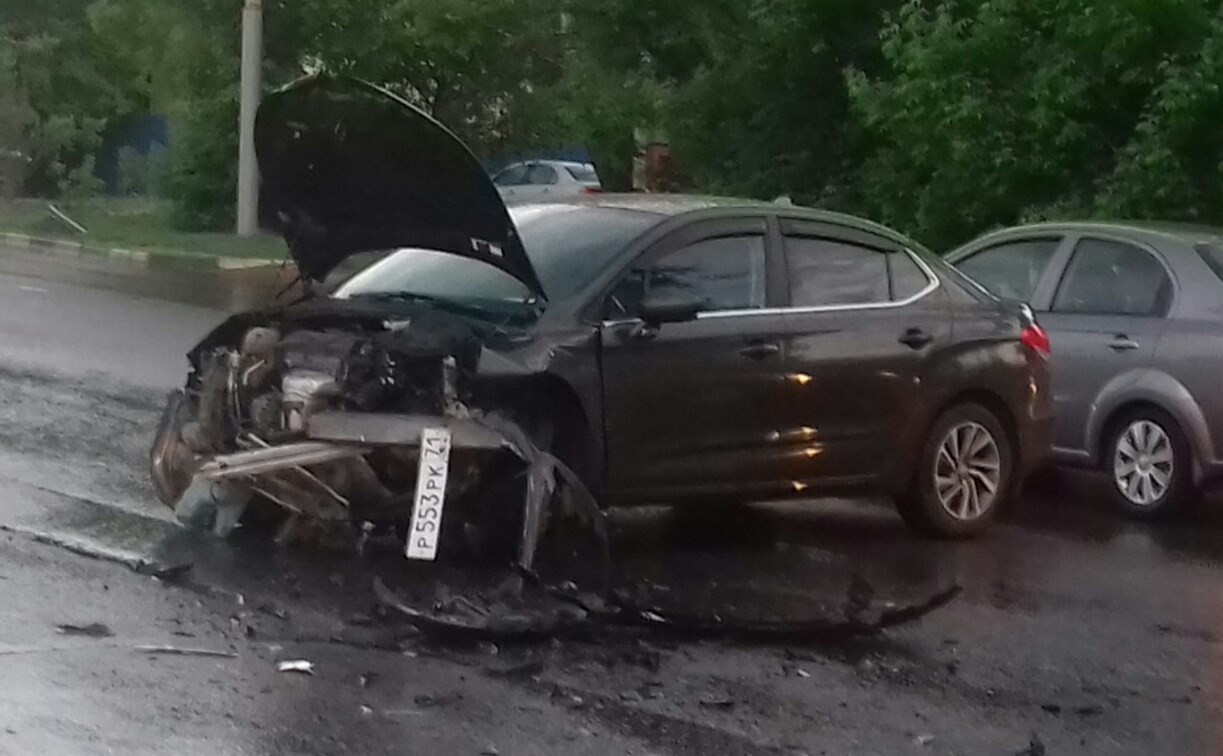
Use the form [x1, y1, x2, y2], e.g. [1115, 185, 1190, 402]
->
[897, 403, 1013, 538]
[1106, 408, 1194, 520]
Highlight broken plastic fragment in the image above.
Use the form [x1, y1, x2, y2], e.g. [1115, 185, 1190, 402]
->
[56, 623, 113, 638]
[277, 659, 315, 675]
[135, 645, 237, 659]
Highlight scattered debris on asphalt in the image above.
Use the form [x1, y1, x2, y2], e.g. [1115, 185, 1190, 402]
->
[56, 623, 113, 638]
[277, 659, 315, 674]
[136, 561, 194, 583]
[698, 695, 735, 710]
[1014, 734, 1047, 756]
[135, 644, 238, 658]
[374, 572, 961, 646]
[485, 658, 546, 680]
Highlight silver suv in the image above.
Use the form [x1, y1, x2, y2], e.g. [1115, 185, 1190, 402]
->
[948, 222, 1223, 518]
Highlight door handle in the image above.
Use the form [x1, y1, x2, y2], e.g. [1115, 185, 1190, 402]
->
[739, 342, 781, 360]
[1109, 335, 1140, 352]
[899, 328, 933, 349]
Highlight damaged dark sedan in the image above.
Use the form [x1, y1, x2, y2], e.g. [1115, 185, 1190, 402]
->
[150, 75, 1053, 561]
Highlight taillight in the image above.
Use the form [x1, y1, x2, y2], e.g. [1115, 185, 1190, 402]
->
[1021, 323, 1051, 357]
[580, 186, 603, 194]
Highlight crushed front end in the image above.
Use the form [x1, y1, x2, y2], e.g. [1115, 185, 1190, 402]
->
[149, 305, 602, 572]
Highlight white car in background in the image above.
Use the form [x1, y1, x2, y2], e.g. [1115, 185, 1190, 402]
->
[492, 160, 603, 201]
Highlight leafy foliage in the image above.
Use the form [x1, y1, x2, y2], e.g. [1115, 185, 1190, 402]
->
[10, 0, 1223, 245]
[848, 0, 1223, 247]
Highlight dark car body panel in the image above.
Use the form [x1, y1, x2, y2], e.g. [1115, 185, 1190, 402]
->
[949, 221, 1223, 485]
[255, 75, 545, 296]
[192, 194, 1051, 511]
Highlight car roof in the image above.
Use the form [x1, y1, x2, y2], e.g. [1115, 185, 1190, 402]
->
[977, 220, 1223, 247]
[518, 193, 927, 249]
[507, 159, 595, 170]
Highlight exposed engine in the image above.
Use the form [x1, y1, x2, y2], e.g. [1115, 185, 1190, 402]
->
[150, 313, 503, 535]
[191, 317, 481, 450]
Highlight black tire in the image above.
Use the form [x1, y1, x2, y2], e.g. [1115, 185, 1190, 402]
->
[1104, 407, 1195, 520]
[896, 403, 1014, 539]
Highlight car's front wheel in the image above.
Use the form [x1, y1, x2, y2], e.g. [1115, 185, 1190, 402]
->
[1106, 408, 1194, 520]
[897, 403, 1014, 538]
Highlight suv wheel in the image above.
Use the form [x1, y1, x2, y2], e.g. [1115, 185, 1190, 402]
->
[1106, 408, 1193, 519]
[897, 403, 1013, 538]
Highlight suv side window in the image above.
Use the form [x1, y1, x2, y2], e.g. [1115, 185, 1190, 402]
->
[957, 238, 1060, 302]
[1053, 238, 1172, 316]
[606, 234, 767, 318]
[493, 164, 528, 186]
[525, 164, 558, 185]
[785, 236, 890, 307]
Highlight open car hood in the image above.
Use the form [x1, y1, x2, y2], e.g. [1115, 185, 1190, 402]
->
[256, 75, 545, 298]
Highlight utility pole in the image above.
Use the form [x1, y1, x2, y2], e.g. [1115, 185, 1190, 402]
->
[236, 0, 263, 237]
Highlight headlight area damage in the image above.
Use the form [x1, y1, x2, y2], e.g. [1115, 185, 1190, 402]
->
[149, 308, 605, 582]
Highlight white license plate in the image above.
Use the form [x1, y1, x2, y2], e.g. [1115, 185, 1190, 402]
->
[405, 427, 452, 561]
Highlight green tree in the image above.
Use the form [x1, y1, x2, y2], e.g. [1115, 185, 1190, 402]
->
[543, 0, 900, 199]
[846, 0, 1223, 248]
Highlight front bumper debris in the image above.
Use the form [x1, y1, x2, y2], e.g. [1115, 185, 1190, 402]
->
[150, 390, 609, 580]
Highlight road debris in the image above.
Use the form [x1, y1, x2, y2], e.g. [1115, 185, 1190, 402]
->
[1014, 734, 1047, 756]
[486, 658, 546, 680]
[277, 659, 315, 674]
[698, 695, 735, 710]
[136, 561, 193, 583]
[135, 644, 238, 658]
[56, 623, 113, 638]
[374, 573, 961, 645]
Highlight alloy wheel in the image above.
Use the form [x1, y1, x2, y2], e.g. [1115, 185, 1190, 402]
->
[934, 421, 1002, 520]
[1113, 420, 1174, 507]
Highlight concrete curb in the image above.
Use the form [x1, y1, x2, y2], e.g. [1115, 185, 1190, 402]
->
[0, 232, 279, 271]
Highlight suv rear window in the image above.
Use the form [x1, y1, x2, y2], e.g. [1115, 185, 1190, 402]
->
[566, 165, 600, 183]
[1197, 243, 1223, 282]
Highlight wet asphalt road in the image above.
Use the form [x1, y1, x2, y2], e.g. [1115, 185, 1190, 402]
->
[2, 245, 1223, 755]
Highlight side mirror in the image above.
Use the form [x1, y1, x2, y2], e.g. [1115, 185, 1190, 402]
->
[639, 288, 702, 325]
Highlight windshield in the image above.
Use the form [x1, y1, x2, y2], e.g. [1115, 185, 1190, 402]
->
[333, 205, 657, 318]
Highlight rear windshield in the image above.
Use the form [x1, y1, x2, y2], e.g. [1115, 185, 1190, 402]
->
[1197, 243, 1223, 283]
[565, 165, 600, 183]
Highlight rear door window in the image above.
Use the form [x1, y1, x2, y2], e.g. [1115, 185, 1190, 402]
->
[1052, 238, 1172, 316]
[888, 251, 932, 300]
[784, 236, 890, 307]
[525, 164, 558, 185]
[957, 238, 1060, 302]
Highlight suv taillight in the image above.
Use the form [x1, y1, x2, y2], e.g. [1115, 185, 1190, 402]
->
[1021, 323, 1051, 357]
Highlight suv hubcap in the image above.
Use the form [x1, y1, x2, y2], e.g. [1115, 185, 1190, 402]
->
[935, 422, 1001, 520]
[1114, 420, 1173, 506]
